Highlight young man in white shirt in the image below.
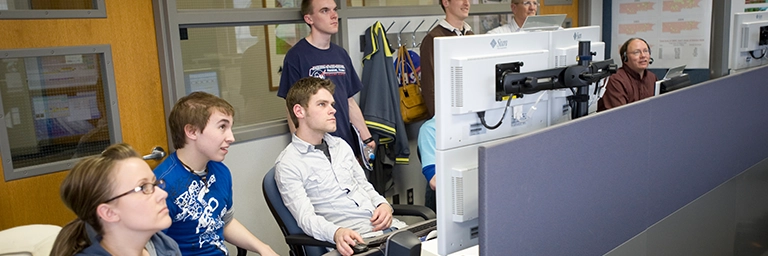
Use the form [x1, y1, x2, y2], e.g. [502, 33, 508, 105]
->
[274, 77, 406, 256]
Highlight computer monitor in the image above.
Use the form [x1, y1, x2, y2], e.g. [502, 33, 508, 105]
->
[660, 73, 691, 94]
[521, 14, 566, 31]
[432, 27, 609, 255]
[662, 64, 686, 80]
[433, 30, 553, 256]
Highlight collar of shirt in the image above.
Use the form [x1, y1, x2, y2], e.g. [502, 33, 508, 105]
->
[291, 133, 339, 154]
[620, 65, 647, 81]
[438, 19, 472, 36]
[509, 21, 522, 32]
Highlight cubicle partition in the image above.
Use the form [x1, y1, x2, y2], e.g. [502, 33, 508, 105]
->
[478, 65, 768, 255]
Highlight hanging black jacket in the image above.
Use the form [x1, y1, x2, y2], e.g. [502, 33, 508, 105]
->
[360, 21, 410, 165]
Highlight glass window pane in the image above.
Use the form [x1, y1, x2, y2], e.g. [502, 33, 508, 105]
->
[8, 0, 95, 9]
[347, 0, 437, 7]
[0, 54, 110, 169]
[180, 23, 310, 127]
[177, 0, 302, 9]
[469, 13, 512, 34]
[346, 0, 511, 7]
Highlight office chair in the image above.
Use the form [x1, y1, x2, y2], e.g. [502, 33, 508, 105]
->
[0, 224, 61, 255]
[262, 167, 435, 256]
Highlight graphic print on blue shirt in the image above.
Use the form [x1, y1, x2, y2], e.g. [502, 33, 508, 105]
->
[309, 64, 346, 78]
[173, 175, 228, 254]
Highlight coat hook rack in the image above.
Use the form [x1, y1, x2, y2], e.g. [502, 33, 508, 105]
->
[426, 19, 439, 33]
[385, 21, 395, 33]
[412, 19, 425, 48]
[397, 21, 411, 47]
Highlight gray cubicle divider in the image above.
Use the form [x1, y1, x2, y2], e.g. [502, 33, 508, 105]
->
[478, 65, 768, 255]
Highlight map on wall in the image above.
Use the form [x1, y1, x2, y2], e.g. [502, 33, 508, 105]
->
[611, 0, 712, 69]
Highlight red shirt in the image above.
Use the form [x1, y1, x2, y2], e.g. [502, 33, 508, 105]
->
[598, 65, 658, 112]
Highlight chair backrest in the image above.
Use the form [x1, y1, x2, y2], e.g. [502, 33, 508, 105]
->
[263, 167, 304, 237]
[0, 224, 61, 256]
[262, 167, 328, 256]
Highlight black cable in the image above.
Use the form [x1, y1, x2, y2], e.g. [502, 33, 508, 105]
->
[476, 95, 514, 130]
[750, 48, 767, 59]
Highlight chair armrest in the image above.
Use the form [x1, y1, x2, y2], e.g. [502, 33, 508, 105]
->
[392, 204, 436, 220]
[285, 234, 336, 248]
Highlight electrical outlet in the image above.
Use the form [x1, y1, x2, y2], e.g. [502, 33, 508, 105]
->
[407, 188, 414, 205]
[393, 194, 400, 205]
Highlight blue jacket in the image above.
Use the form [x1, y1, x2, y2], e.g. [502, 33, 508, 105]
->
[78, 224, 181, 256]
[359, 21, 410, 164]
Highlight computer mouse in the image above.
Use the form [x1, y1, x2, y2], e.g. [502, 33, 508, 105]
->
[425, 230, 438, 240]
[352, 242, 369, 254]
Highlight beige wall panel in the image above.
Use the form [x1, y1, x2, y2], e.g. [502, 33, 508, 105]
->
[0, 1, 167, 230]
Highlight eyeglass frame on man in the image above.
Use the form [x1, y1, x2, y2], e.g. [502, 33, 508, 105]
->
[628, 49, 651, 56]
[103, 179, 166, 203]
[516, 0, 539, 6]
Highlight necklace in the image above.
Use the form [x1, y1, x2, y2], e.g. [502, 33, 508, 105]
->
[178, 158, 208, 187]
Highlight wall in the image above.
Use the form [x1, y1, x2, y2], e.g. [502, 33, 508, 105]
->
[541, 0, 580, 27]
[0, 1, 167, 230]
[223, 134, 291, 254]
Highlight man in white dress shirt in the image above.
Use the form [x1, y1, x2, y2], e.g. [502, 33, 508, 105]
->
[274, 77, 406, 256]
[487, 0, 539, 34]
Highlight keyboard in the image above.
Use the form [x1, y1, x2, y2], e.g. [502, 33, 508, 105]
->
[363, 219, 437, 247]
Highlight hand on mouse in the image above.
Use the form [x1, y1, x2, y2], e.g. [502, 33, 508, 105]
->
[334, 227, 364, 256]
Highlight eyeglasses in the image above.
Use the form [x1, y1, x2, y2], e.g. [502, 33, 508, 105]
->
[516, 1, 539, 7]
[104, 179, 165, 203]
[628, 49, 650, 56]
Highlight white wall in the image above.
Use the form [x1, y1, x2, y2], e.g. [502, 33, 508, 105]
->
[223, 134, 291, 255]
[347, 15, 444, 77]
[589, 0, 602, 27]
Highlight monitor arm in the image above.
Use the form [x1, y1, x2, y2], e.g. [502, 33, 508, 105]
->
[496, 41, 617, 119]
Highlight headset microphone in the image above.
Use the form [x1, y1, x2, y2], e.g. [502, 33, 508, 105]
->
[649, 57, 654, 65]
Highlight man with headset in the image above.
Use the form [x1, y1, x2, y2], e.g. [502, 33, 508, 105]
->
[598, 37, 658, 112]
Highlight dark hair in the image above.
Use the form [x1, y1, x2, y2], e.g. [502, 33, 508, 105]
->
[301, 0, 314, 27]
[620, 37, 651, 62]
[285, 77, 335, 128]
[168, 91, 234, 149]
[300, 0, 313, 16]
[50, 143, 141, 256]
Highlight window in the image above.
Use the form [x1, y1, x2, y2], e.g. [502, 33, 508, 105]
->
[0, 0, 106, 19]
[180, 24, 309, 128]
[0, 45, 120, 181]
[177, 0, 303, 9]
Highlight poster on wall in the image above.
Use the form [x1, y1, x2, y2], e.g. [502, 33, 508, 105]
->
[611, 0, 712, 69]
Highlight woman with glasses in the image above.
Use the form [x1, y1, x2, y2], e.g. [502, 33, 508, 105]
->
[51, 143, 181, 256]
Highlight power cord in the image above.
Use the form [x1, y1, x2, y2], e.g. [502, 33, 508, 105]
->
[477, 95, 514, 130]
[750, 48, 767, 59]
[477, 91, 548, 130]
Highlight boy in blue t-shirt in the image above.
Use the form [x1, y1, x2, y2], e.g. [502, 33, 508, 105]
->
[154, 92, 277, 256]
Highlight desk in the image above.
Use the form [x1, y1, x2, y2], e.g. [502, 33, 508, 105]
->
[322, 239, 479, 256]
